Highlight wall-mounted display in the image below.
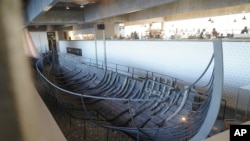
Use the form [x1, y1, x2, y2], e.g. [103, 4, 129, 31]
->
[67, 47, 82, 56]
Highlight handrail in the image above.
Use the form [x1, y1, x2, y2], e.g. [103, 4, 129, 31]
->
[61, 54, 195, 85]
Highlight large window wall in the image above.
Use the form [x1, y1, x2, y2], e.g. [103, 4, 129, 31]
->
[120, 12, 250, 40]
[164, 12, 250, 39]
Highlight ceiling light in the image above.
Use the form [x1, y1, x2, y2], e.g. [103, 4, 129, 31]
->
[242, 16, 246, 20]
[66, 6, 70, 10]
[80, 5, 84, 8]
[208, 18, 212, 22]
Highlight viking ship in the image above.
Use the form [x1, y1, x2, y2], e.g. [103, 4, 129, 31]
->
[36, 40, 223, 141]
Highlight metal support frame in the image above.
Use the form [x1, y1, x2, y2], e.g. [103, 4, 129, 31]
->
[190, 39, 224, 141]
[103, 30, 107, 70]
[220, 99, 227, 120]
[94, 25, 98, 67]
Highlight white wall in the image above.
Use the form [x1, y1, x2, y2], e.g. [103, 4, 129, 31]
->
[58, 40, 250, 110]
[223, 41, 250, 111]
[30, 32, 48, 54]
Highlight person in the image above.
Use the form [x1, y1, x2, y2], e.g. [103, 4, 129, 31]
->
[212, 28, 218, 38]
[130, 32, 134, 39]
[134, 31, 139, 39]
[200, 29, 205, 39]
[241, 26, 248, 34]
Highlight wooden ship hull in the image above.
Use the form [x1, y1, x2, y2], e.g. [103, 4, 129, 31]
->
[36, 42, 223, 141]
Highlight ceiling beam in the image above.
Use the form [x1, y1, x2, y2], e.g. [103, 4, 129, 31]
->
[84, 0, 176, 22]
[164, 4, 250, 22]
[30, 9, 85, 25]
[123, 0, 250, 24]
[25, 0, 57, 25]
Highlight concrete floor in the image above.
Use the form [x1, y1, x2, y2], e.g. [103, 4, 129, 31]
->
[38, 89, 135, 141]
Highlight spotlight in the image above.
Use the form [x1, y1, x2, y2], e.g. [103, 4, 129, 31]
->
[80, 5, 84, 8]
[242, 16, 247, 20]
[181, 117, 187, 122]
[66, 6, 69, 10]
[208, 18, 212, 22]
[233, 19, 237, 22]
